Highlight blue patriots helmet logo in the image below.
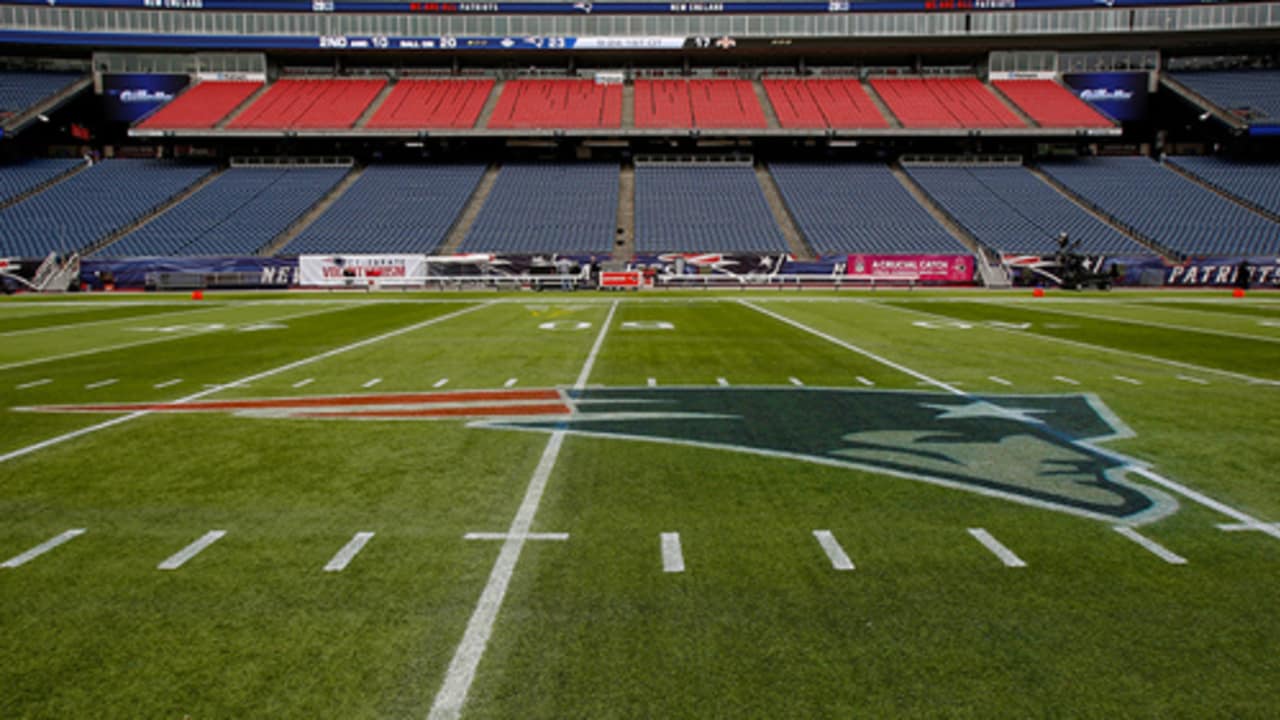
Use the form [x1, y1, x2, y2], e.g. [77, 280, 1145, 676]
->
[22, 387, 1176, 524]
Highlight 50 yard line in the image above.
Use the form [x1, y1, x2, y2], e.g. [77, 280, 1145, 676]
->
[0, 302, 493, 466]
[740, 300, 1280, 542]
[428, 300, 619, 720]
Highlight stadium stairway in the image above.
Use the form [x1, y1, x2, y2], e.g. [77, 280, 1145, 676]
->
[752, 80, 782, 129]
[353, 79, 397, 129]
[1159, 74, 1250, 132]
[987, 83, 1040, 128]
[438, 163, 501, 254]
[474, 81, 505, 130]
[621, 84, 635, 129]
[216, 83, 273, 129]
[889, 162, 987, 257]
[614, 164, 635, 260]
[88, 166, 226, 256]
[261, 165, 365, 256]
[863, 81, 903, 128]
[0, 160, 88, 212]
[1162, 160, 1280, 226]
[757, 164, 813, 259]
[1026, 164, 1175, 259]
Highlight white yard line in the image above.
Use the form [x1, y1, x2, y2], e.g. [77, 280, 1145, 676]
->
[324, 532, 375, 572]
[157, 530, 226, 570]
[1053, 375, 1080, 386]
[363, 378, 383, 389]
[463, 532, 569, 541]
[856, 376, 876, 387]
[0, 303, 493, 467]
[0, 303, 233, 338]
[661, 532, 686, 573]
[813, 530, 855, 571]
[292, 378, 315, 389]
[428, 300, 618, 720]
[987, 376, 1012, 387]
[1113, 375, 1143, 385]
[976, 300, 1280, 345]
[1, 528, 86, 568]
[0, 303, 348, 372]
[967, 528, 1027, 568]
[1176, 375, 1209, 385]
[1112, 526, 1187, 565]
[85, 378, 118, 390]
[16, 378, 51, 389]
[1217, 521, 1280, 532]
[154, 378, 183, 389]
[743, 300, 1280, 541]
[868, 300, 1280, 388]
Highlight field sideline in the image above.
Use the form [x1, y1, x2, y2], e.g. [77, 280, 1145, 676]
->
[1, 290, 1278, 718]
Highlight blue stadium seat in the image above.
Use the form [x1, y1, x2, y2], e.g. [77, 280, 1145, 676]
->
[770, 163, 964, 255]
[1166, 156, 1280, 221]
[0, 71, 84, 117]
[635, 165, 786, 253]
[284, 164, 486, 255]
[1040, 156, 1280, 257]
[0, 159, 212, 258]
[1172, 70, 1280, 126]
[0, 158, 82, 205]
[461, 164, 618, 254]
[905, 165, 1147, 255]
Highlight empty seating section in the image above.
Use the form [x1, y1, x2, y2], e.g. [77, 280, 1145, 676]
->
[1166, 157, 1280, 219]
[635, 80, 766, 129]
[0, 71, 83, 117]
[770, 163, 964, 255]
[906, 166, 1141, 255]
[285, 165, 486, 254]
[870, 78, 1024, 129]
[993, 80, 1113, 127]
[763, 78, 889, 129]
[461, 164, 618, 253]
[229, 79, 386, 129]
[1171, 70, 1280, 125]
[104, 167, 348, 257]
[366, 79, 493, 129]
[1040, 157, 1280, 256]
[0, 158, 82, 205]
[137, 81, 263, 129]
[635, 166, 785, 252]
[487, 80, 621, 129]
[0, 160, 211, 257]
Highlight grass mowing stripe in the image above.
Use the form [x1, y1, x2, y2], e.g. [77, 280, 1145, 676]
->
[429, 300, 618, 720]
[0, 528, 86, 568]
[746, 298, 1280, 541]
[0, 302, 492, 466]
[871, 299, 1280, 387]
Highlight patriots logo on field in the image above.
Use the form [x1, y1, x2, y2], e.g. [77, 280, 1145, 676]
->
[21, 387, 1176, 524]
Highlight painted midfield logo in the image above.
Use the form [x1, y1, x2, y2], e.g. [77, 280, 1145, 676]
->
[23, 387, 1176, 524]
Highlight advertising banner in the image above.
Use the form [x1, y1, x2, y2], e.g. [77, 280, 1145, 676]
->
[79, 256, 298, 289]
[846, 254, 974, 282]
[1060, 72, 1149, 123]
[101, 73, 190, 124]
[298, 254, 427, 285]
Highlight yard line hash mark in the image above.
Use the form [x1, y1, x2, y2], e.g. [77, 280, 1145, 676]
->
[987, 376, 1012, 386]
[363, 378, 382, 388]
[1113, 526, 1187, 565]
[1177, 375, 1209, 385]
[968, 528, 1027, 568]
[434, 378, 450, 389]
[1217, 521, 1280, 532]
[813, 530, 855, 571]
[647, 377, 657, 387]
[856, 376, 875, 387]
[428, 300, 618, 720]
[789, 377, 805, 386]
[85, 378, 118, 389]
[661, 532, 686, 573]
[292, 378, 314, 389]
[504, 378, 518, 388]
[324, 532, 375, 572]
[1053, 375, 1080, 386]
[157, 530, 227, 570]
[1113, 375, 1143, 385]
[16, 378, 51, 389]
[154, 378, 183, 389]
[1, 529, 86, 568]
[717, 377, 729, 386]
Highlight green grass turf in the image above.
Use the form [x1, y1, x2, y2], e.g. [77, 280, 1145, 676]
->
[1, 291, 1278, 718]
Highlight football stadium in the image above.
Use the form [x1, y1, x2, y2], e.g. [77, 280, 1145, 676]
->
[1, 0, 1279, 717]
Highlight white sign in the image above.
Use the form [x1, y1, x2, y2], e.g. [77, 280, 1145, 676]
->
[299, 254, 428, 286]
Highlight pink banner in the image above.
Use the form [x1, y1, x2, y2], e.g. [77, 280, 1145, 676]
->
[846, 254, 974, 282]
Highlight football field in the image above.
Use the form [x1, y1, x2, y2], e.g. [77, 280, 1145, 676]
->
[1, 291, 1278, 718]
